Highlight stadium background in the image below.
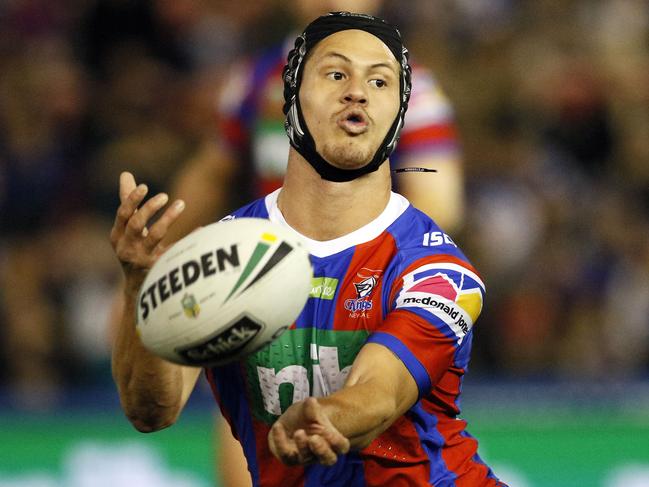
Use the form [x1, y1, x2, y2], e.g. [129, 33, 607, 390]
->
[1, 1, 648, 486]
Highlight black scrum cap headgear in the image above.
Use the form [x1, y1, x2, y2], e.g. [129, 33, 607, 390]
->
[282, 11, 412, 182]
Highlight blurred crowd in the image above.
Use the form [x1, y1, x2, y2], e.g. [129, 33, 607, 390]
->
[0, 0, 647, 410]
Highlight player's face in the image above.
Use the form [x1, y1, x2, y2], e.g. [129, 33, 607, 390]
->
[299, 29, 400, 170]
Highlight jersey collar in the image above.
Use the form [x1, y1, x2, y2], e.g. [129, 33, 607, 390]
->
[265, 189, 409, 258]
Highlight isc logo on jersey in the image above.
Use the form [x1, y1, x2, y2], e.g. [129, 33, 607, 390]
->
[395, 263, 485, 343]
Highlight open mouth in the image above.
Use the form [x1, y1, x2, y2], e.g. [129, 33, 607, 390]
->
[337, 110, 369, 135]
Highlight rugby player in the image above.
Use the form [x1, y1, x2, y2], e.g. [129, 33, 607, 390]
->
[111, 12, 506, 487]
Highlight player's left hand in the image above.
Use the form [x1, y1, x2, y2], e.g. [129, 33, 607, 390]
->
[268, 397, 350, 467]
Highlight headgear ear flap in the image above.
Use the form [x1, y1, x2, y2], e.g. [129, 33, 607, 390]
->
[282, 11, 412, 183]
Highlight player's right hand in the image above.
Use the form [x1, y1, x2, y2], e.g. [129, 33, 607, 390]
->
[110, 171, 185, 294]
[269, 397, 350, 467]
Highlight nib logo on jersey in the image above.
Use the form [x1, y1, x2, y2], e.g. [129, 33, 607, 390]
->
[344, 268, 382, 317]
[396, 264, 485, 342]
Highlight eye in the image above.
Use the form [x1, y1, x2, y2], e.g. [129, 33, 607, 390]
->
[326, 71, 345, 81]
[369, 79, 387, 88]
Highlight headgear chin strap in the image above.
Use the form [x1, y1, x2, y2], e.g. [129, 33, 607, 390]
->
[283, 11, 412, 183]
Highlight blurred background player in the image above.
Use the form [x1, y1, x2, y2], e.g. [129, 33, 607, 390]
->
[155, 2, 465, 485]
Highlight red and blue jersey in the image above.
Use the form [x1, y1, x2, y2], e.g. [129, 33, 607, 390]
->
[206, 190, 506, 487]
[218, 39, 459, 196]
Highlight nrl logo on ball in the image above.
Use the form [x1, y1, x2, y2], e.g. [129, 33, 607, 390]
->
[182, 293, 200, 318]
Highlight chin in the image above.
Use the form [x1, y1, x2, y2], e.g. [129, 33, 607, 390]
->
[321, 142, 373, 170]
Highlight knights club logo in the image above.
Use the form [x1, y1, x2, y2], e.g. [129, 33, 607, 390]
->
[345, 269, 382, 315]
[354, 276, 377, 299]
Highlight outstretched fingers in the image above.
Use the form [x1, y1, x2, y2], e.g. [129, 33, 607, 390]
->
[119, 171, 137, 203]
[112, 183, 148, 243]
[124, 192, 169, 240]
[143, 199, 185, 253]
[110, 172, 186, 277]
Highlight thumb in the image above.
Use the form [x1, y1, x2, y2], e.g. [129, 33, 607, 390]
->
[303, 397, 326, 426]
[303, 397, 337, 436]
[303, 398, 350, 455]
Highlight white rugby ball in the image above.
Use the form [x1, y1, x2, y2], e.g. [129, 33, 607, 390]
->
[136, 218, 312, 367]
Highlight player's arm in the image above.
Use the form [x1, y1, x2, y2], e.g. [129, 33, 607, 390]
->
[163, 139, 237, 243]
[321, 341, 419, 446]
[217, 415, 253, 487]
[109, 139, 235, 426]
[110, 172, 201, 432]
[397, 152, 464, 233]
[395, 68, 465, 233]
[269, 341, 418, 465]
[271, 253, 480, 466]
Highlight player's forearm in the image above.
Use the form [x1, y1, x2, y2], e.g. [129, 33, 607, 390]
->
[111, 290, 186, 432]
[316, 343, 418, 449]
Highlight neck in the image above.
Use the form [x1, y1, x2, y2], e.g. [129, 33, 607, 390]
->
[277, 149, 392, 241]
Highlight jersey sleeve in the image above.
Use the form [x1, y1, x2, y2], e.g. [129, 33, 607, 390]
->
[367, 254, 485, 397]
[393, 65, 458, 164]
[217, 59, 255, 153]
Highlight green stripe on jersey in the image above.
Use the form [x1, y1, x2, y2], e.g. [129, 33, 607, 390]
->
[245, 327, 369, 424]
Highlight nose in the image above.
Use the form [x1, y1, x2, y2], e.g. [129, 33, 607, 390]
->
[342, 77, 367, 105]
